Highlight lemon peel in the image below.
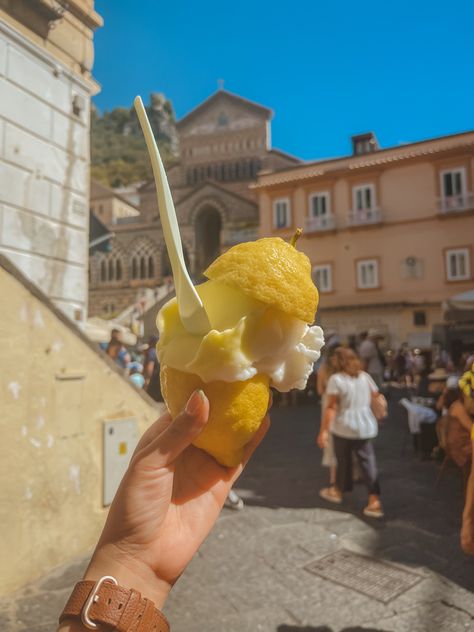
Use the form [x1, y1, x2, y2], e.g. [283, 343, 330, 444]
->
[160, 365, 270, 467]
[204, 237, 318, 324]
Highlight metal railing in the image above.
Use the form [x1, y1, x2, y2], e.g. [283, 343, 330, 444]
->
[437, 193, 474, 214]
[305, 214, 336, 233]
[348, 207, 382, 226]
[115, 215, 142, 225]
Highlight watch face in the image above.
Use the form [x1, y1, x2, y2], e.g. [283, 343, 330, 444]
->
[218, 111, 229, 127]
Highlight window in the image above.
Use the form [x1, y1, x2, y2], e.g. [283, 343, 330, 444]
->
[442, 169, 465, 198]
[148, 256, 155, 278]
[357, 259, 379, 289]
[132, 257, 138, 279]
[355, 141, 367, 155]
[312, 264, 332, 292]
[99, 254, 124, 284]
[218, 111, 229, 127]
[354, 139, 375, 155]
[273, 198, 291, 229]
[140, 257, 146, 279]
[130, 238, 157, 281]
[353, 185, 375, 211]
[413, 311, 427, 326]
[309, 192, 330, 218]
[446, 248, 470, 281]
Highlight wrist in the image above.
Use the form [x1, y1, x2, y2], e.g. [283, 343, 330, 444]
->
[57, 547, 171, 632]
[84, 543, 171, 610]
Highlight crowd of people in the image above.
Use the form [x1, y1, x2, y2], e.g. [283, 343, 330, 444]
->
[101, 328, 162, 400]
[56, 326, 472, 631]
[98, 326, 473, 539]
[315, 329, 474, 551]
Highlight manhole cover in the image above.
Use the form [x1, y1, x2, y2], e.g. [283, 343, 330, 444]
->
[304, 549, 423, 603]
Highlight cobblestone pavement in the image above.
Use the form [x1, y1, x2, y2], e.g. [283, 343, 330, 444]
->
[2, 391, 474, 631]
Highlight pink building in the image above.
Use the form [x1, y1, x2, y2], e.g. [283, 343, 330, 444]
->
[255, 131, 474, 349]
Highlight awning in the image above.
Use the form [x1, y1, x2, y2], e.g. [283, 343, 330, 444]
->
[443, 289, 474, 322]
[89, 212, 114, 254]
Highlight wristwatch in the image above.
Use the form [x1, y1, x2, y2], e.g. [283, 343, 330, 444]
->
[59, 576, 170, 631]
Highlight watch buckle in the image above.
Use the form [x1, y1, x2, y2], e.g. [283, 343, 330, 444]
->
[81, 575, 118, 630]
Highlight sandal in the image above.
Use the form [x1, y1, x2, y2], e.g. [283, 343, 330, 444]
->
[363, 500, 384, 519]
[319, 487, 343, 504]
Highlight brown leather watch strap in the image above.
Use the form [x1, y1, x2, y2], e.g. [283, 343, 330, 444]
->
[59, 578, 170, 631]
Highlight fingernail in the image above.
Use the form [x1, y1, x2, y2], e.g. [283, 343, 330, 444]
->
[185, 389, 205, 416]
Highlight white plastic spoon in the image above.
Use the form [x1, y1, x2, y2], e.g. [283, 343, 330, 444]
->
[134, 96, 211, 335]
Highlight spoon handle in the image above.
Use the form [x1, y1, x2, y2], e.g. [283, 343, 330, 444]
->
[134, 96, 210, 334]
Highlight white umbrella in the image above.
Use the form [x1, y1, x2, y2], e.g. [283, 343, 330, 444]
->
[84, 317, 137, 346]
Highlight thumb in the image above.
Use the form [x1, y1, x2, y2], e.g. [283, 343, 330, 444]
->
[137, 390, 209, 469]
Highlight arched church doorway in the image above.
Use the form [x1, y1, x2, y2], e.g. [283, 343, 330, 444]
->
[194, 206, 222, 276]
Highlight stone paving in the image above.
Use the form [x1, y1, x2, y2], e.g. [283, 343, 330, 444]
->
[1, 391, 473, 631]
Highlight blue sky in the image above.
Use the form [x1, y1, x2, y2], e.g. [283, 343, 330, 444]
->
[93, 0, 473, 161]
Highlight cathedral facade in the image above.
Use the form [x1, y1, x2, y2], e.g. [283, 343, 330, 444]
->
[88, 89, 299, 317]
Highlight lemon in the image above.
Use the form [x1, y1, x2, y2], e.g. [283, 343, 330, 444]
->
[159, 234, 320, 466]
[160, 365, 270, 466]
[205, 237, 318, 324]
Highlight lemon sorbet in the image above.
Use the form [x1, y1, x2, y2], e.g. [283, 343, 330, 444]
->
[158, 236, 325, 466]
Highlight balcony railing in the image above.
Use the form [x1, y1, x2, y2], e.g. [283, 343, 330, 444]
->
[305, 214, 336, 233]
[348, 207, 382, 226]
[223, 227, 259, 246]
[437, 193, 474, 214]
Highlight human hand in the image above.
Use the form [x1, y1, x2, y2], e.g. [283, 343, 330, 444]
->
[81, 390, 270, 610]
[317, 429, 329, 449]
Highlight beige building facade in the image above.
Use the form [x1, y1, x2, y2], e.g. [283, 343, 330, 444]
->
[255, 131, 474, 349]
[89, 90, 299, 317]
[90, 180, 140, 225]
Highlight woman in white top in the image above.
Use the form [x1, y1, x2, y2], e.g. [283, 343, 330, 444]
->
[317, 347, 383, 518]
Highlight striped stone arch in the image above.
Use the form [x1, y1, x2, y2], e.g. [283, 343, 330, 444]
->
[128, 236, 159, 281]
[190, 198, 226, 276]
[188, 196, 228, 227]
[96, 240, 127, 285]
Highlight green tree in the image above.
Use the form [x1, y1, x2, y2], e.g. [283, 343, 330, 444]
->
[91, 94, 178, 187]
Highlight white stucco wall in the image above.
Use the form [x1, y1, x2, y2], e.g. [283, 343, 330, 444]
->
[0, 20, 91, 323]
